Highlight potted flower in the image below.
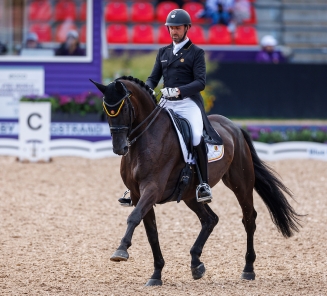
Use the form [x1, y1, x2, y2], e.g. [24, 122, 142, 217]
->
[20, 92, 104, 122]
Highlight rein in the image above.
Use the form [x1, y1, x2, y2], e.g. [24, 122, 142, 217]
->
[103, 82, 164, 148]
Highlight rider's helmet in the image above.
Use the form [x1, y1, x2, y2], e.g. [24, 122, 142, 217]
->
[165, 9, 192, 27]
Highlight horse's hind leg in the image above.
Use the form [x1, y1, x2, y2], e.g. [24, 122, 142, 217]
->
[143, 207, 165, 286]
[222, 160, 257, 280]
[184, 198, 219, 280]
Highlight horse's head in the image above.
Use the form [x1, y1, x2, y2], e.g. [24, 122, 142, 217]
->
[90, 79, 134, 156]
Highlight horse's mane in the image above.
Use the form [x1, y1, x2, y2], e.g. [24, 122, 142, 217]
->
[117, 76, 157, 105]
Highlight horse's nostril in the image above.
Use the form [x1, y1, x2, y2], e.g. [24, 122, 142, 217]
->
[123, 146, 128, 155]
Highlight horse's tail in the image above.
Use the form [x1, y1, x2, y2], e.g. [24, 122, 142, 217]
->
[241, 129, 302, 238]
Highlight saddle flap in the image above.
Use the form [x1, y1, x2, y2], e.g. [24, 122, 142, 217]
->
[168, 109, 193, 157]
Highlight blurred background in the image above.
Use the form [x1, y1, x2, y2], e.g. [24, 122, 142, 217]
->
[1, 0, 327, 144]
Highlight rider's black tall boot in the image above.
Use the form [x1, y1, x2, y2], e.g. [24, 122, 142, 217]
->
[194, 137, 212, 203]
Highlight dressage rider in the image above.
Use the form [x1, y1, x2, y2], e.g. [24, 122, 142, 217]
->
[149, 9, 224, 203]
[119, 9, 222, 205]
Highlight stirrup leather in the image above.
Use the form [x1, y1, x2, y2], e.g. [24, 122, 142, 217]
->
[196, 183, 212, 203]
[118, 189, 133, 207]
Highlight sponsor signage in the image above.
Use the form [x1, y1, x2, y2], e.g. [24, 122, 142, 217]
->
[0, 67, 45, 119]
[0, 121, 110, 138]
[0, 121, 18, 135]
[51, 122, 110, 137]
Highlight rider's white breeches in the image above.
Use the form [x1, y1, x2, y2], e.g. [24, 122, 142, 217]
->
[161, 97, 203, 146]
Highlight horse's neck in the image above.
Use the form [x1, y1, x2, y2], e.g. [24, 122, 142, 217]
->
[132, 92, 157, 127]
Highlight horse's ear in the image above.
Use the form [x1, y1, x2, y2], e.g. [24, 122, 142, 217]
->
[115, 81, 125, 94]
[89, 79, 106, 94]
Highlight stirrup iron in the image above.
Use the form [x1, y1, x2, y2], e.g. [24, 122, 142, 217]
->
[118, 189, 133, 207]
[196, 183, 212, 203]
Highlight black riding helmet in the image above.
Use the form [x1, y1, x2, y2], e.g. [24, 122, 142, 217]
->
[165, 9, 192, 27]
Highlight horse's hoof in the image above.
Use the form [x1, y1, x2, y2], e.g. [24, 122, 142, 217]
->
[145, 279, 163, 286]
[110, 249, 129, 262]
[191, 263, 206, 280]
[241, 271, 255, 280]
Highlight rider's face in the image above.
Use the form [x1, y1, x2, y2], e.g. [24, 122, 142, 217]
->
[168, 25, 188, 44]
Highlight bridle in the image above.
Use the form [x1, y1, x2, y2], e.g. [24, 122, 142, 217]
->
[103, 81, 164, 148]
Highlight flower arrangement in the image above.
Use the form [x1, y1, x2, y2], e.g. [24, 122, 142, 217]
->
[246, 126, 327, 144]
[20, 92, 103, 116]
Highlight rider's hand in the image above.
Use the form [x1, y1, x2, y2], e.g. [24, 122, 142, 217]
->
[160, 87, 180, 98]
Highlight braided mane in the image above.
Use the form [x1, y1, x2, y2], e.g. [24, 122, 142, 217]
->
[117, 76, 157, 105]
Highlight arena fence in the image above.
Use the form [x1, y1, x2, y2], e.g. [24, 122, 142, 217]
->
[1, 102, 326, 162]
[0, 137, 326, 162]
[0, 138, 114, 159]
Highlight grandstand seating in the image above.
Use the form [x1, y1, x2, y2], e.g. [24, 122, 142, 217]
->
[105, 2, 128, 22]
[156, 1, 179, 22]
[234, 26, 258, 45]
[243, 5, 257, 25]
[27, 0, 259, 46]
[208, 25, 232, 45]
[131, 2, 154, 22]
[187, 25, 206, 44]
[25, 0, 260, 47]
[106, 24, 128, 43]
[80, 24, 86, 43]
[55, 22, 78, 42]
[28, 0, 52, 21]
[182, 2, 206, 24]
[132, 25, 154, 43]
[158, 26, 171, 44]
[29, 23, 52, 42]
[101, 1, 259, 46]
[55, 0, 77, 21]
[80, 1, 86, 21]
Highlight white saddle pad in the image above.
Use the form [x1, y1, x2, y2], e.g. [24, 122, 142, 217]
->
[167, 111, 224, 164]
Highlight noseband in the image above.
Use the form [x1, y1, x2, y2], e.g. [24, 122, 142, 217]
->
[103, 81, 163, 147]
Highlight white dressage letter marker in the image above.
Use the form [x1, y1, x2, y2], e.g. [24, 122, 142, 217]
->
[19, 102, 51, 162]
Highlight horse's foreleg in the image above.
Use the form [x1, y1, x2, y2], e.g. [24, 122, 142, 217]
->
[110, 186, 158, 262]
[184, 198, 219, 280]
[143, 207, 165, 286]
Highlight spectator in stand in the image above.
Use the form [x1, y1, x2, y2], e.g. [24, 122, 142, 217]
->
[197, 0, 234, 26]
[232, 0, 250, 24]
[55, 30, 85, 56]
[256, 35, 284, 64]
[24, 32, 42, 49]
[0, 41, 7, 54]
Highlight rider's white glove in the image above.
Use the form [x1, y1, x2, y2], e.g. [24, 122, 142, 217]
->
[160, 87, 179, 98]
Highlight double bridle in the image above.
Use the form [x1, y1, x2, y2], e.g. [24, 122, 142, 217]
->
[103, 82, 164, 148]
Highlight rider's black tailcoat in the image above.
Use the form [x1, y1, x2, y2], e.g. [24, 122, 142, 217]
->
[146, 40, 222, 145]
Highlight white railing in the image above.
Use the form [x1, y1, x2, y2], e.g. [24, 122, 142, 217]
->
[0, 138, 115, 159]
[253, 141, 327, 161]
[1, 138, 326, 161]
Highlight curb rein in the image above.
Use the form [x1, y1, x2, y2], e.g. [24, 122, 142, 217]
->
[103, 83, 164, 149]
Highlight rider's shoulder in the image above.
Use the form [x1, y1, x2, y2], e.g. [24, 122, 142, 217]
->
[159, 44, 173, 52]
[190, 43, 204, 53]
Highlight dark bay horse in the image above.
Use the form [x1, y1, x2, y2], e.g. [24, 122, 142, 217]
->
[90, 76, 301, 286]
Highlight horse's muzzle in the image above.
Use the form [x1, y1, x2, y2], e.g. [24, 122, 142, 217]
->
[113, 145, 129, 156]
[111, 130, 129, 156]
